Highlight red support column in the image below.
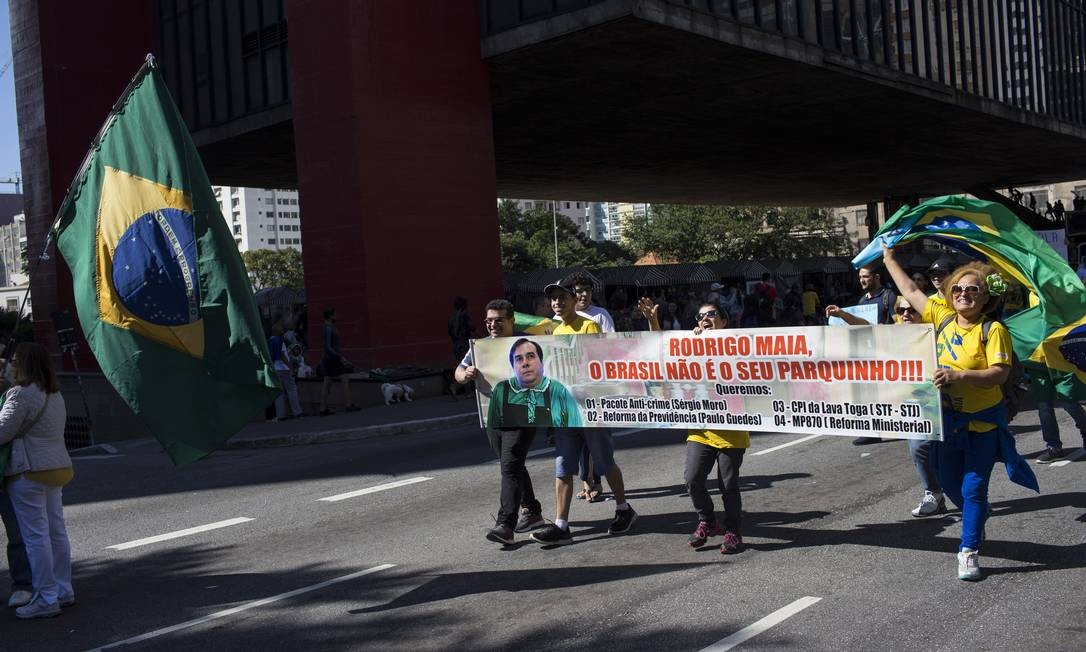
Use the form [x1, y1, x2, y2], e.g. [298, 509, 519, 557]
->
[287, 0, 503, 369]
[11, 0, 155, 366]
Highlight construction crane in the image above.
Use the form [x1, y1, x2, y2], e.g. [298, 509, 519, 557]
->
[0, 175, 21, 194]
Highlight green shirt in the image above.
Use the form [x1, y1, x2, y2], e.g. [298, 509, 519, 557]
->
[487, 377, 583, 427]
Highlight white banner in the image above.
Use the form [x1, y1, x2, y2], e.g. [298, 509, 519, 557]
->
[471, 325, 943, 441]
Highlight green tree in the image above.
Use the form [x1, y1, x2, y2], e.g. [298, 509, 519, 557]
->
[498, 200, 633, 273]
[624, 205, 850, 262]
[240, 248, 305, 290]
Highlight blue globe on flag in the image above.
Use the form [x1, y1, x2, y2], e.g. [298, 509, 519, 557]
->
[111, 207, 201, 327]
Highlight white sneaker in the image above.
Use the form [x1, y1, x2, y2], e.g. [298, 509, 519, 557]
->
[911, 491, 947, 517]
[7, 589, 32, 608]
[957, 548, 982, 581]
[15, 593, 61, 619]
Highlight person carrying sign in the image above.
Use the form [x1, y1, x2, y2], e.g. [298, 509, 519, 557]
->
[531, 281, 637, 546]
[882, 243, 1038, 581]
[456, 301, 547, 545]
[640, 297, 749, 554]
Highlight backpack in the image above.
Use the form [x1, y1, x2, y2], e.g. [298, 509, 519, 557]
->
[935, 316, 1026, 421]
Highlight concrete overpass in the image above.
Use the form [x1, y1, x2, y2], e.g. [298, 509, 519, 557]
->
[11, 0, 1086, 368]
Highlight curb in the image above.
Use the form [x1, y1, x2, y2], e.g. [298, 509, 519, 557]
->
[225, 412, 479, 449]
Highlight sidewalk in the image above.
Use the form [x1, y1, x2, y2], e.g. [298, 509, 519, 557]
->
[225, 395, 481, 449]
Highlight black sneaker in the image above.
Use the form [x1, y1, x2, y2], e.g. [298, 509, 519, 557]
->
[485, 523, 515, 545]
[514, 510, 545, 533]
[1036, 447, 1067, 463]
[852, 436, 882, 446]
[531, 523, 573, 545]
[608, 505, 638, 535]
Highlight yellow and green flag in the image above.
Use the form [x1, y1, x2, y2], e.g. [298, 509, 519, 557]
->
[53, 58, 280, 464]
[853, 195, 1086, 397]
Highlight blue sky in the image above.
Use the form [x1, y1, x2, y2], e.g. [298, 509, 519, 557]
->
[0, 1, 21, 188]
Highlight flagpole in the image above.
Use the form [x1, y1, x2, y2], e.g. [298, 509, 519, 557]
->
[49, 54, 158, 238]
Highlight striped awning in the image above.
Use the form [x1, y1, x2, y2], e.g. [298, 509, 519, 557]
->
[705, 259, 771, 281]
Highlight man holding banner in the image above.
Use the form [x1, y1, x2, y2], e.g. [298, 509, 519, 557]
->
[457, 301, 547, 545]
[531, 281, 637, 546]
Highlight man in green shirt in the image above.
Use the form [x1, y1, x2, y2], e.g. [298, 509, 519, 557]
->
[486, 338, 582, 428]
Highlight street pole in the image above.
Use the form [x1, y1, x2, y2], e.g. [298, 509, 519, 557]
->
[552, 201, 559, 268]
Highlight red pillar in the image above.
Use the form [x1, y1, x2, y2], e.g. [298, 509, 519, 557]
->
[11, 0, 155, 366]
[287, 0, 503, 369]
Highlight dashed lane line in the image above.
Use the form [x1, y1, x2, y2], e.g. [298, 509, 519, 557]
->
[700, 596, 822, 651]
[750, 434, 822, 456]
[106, 517, 254, 551]
[317, 476, 432, 502]
[87, 564, 396, 651]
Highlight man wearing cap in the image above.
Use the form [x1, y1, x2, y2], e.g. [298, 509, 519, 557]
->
[706, 282, 723, 306]
[532, 281, 637, 545]
[927, 256, 955, 307]
[558, 274, 615, 334]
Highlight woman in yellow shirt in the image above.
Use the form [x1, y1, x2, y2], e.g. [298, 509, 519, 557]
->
[883, 244, 1036, 581]
[640, 298, 749, 554]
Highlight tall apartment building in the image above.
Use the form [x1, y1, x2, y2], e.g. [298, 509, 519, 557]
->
[0, 212, 27, 287]
[597, 202, 650, 244]
[212, 186, 302, 252]
[504, 199, 596, 239]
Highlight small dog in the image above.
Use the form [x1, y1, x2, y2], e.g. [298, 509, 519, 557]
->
[381, 382, 414, 405]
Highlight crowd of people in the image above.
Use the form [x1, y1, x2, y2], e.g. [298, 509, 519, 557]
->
[457, 248, 1061, 581]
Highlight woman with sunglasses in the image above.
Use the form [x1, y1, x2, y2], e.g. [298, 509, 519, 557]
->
[638, 299, 749, 554]
[882, 244, 1037, 581]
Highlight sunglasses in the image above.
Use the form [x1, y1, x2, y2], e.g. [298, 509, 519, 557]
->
[895, 306, 917, 315]
[951, 284, 984, 296]
[484, 317, 509, 325]
[697, 310, 721, 320]
[571, 286, 592, 294]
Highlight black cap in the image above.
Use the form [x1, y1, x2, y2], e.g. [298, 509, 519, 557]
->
[928, 256, 956, 274]
[543, 280, 574, 297]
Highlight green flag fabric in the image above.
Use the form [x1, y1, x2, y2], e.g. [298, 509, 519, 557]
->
[852, 195, 1086, 397]
[53, 58, 280, 465]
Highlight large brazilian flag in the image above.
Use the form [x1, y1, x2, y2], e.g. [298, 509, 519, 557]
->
[853, 195, 1086, 397]
[53, 57, 280, 465]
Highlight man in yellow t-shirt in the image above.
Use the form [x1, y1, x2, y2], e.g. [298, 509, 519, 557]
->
[927, 256, 954, 308]
[801, 284, 820, 325]
[531, 281, 635, 547]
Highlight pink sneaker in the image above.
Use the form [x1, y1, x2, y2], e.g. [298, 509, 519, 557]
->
[688, 520, 723, 547]
[720, 531, 744, 554]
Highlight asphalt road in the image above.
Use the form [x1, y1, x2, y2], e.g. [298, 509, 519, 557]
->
[3, 409, 1084, 651]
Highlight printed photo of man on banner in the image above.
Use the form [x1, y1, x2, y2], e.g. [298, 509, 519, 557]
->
[470, 325, 944, 441]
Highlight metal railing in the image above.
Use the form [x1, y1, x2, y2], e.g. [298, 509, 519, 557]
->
[683, 0, 1086, 126]
[481, 0, 1086, 127]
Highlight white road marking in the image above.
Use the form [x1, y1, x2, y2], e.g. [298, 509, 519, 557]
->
[318, 476, 432, 502]
[87, 564, 395, 651]
[700, 596, 822, 651]
[751, 435, 822, 456]
[106, 518, 254, 551]
[1049, 448, 1086, 467]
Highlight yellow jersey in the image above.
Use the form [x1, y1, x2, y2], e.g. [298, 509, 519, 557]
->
[923, 298, 1011, 432]
[687, 428, 750, 449]
[552, 315, 601, 335]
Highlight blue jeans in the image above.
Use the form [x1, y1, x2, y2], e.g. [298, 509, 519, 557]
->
[908, 439, 942, 493]
[0, 488, 32, 593]
[1036, 400, 1086, 450]
[934, 432, 997, 551]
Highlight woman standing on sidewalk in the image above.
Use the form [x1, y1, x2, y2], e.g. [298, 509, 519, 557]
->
[0, 342, 74, 618]
[882, 244, 1037, 581]
[319, 309, 358, 416]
